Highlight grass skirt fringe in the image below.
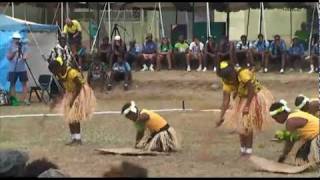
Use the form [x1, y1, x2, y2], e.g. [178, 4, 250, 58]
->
[136, 127, 180, 152]
[60, 83, 96, 123]
[222, 87, 274, 135]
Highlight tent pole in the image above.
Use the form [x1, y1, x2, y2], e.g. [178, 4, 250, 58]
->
[66, 2, 69, 19]
[90, 2, 108, 54]
[206, 2, 211, 38]
[159, 2, 165, 38]
[226, 11, 230, 39]
[61, 2, 63, 29]
[246, 8, 250, 37]
[192, 2, 195, 39]
[290, 8, 292, 40]
[308, 4, 316, 56]
[89, 3, 92, 47]
[259, 3, 262, 35]
[262, 2, 267, 40]
[11, 2, 14, 18]
[175, 9, 178, 24]
[96, 2, 100, 53]
[108, 2, 111, 40]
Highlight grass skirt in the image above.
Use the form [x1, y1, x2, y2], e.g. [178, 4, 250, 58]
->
[222, 87, 274, 135]
[136, 127, 180, 152]
[60, 83, 96, 123]
[288, 136, 320, 167]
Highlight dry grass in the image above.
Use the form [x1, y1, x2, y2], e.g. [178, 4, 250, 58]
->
[0, 71, 318, 177]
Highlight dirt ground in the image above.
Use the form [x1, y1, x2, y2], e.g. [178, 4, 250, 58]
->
[0, 70, 318, 177]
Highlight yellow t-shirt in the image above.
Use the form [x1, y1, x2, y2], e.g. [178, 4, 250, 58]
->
[63, 20, 82, 34]
[287, 110, 319, 140]
[60, 67, 85, 92]
[222, 68, 262, 97]
[141, 109, 168, 133]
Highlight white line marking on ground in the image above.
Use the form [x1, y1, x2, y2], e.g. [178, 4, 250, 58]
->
[0, 108, 220, 119]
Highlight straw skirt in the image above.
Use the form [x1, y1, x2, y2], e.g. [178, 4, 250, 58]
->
[136, 126, 180, 152]
[60, 83, 96, 124]
[222, 87, 274, 135]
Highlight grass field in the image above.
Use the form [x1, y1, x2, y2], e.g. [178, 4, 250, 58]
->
[0, 70, 318, 177]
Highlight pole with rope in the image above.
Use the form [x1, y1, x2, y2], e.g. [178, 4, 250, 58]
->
[246, 8, 250, 37]
[90, 2, 108, 54]
[51, 3, 61, 25]
[149, 3, 157, 34]
[308, 4, 316, 57]
[159, 2, 165, 38]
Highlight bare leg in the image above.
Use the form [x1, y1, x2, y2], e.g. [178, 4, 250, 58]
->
[281, 54, 286, 70]
[166, 53, 172, 70]
[156, 55, 162, 71]
[22, 81, 29, 102]
[186, 53, 191, 67]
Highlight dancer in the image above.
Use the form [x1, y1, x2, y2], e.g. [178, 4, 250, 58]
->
[269, 100, 319, 165]
[216, 58, 274, 157]
[294, 94, 319, 116]
[48, 57, 96, 145]
[121, 101, 179, 152]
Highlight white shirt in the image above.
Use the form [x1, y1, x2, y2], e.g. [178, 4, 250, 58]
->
[236, 40, 253, 50]
[189, 41, 204, 53]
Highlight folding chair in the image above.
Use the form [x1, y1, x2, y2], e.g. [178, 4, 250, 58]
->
[28, 74, 53, 104]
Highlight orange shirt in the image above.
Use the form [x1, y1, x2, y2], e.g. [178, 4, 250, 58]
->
[141, 109, 168, 133]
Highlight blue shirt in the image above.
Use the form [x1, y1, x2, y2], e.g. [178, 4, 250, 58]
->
[269, 40, 286, 56]
[142, 40, 157, 54]
[8, 42, 29, 72]
[112, 61, 131, 73]
[254, 40, 269, 52]
[288, 43, 305, 56]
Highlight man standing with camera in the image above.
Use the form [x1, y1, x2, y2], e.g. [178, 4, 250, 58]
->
[6, 32, 30, 105]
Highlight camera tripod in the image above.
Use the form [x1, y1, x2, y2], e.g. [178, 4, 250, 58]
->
[111, 24, 128, 41]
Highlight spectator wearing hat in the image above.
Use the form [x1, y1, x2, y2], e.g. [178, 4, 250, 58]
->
[111, 35, 127, 69]
[287, 37, 305, 72]
[252, 34, 270, 73]
[140, 33, 157, 72]
[203, 36, 218, 72]
[156, 37, 173, 71]
[6, 32, 30, 105]
[186, 37, 204, 72]
[269, 34, 287, 74]
[0, 150, 29, 177]
[235, 35, 254, 67]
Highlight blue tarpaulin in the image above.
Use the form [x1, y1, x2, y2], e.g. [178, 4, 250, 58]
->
[0, 14, 58, 92]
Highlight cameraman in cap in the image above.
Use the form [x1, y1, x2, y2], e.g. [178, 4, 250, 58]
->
[6, 32, 30, 105]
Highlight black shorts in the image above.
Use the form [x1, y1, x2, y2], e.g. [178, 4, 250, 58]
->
[7, 71, 28, 84]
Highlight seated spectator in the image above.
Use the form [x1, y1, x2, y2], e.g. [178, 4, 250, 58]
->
[173, 35, 189, 69]
[217, 36, 236, 66]
[186, 37, 204, 72]
[127, 40, 140, 71]
[111, 35, 127, 69]
[99, 36, 112, 65]
[87, 56, 108, 90]
[252, 34, 270, 73]
[294, 22, 309, 50]
[235, 35, 254, 67]
[140, 33, 157, 72]
[203, 35, 218, 72]
[287, 37, 305, 72]
[157, 37, 173, 71]
[107, 55, 132, 91]
[269, 34, 287, 74]
[308, 34, 319, 73]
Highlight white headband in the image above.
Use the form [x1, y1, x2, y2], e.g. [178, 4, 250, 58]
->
[296, 94, 310, 110]
[123, 101, 138, 115]
[270, 99, 291, 116]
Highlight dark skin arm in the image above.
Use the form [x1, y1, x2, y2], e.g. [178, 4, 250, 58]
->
[278, 117, 307, 162]
[216, 91, 231, 127]
[135, 113, 150, 146]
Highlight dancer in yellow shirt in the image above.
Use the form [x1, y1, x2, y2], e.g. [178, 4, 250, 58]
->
[216, 59, 274, 157]
[121, 101, 179, 152]
[48, 56, 96, 145]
